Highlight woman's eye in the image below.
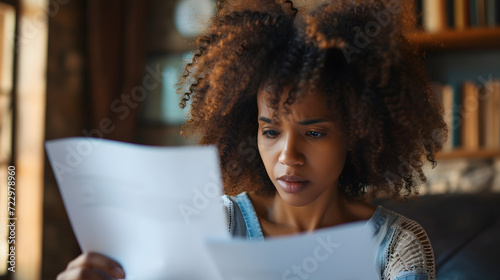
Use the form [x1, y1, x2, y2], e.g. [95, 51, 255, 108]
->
[306, 131, 324, 138]
[263, 130, 280, 138]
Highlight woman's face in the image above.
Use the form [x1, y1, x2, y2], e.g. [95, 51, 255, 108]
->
[257, 87, 348, 207]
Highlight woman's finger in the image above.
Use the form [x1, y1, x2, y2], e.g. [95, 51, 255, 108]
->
[65, 252, 125, 279]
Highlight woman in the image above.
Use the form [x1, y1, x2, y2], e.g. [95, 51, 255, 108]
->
[57, 0, 445, 279]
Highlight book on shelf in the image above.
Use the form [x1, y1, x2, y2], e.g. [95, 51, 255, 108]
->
[461, 81, 480, 150]
[434, 79, 500, 153]
[422, 0, 448, 32]
[454, 0, 469, 30]
[481, 80, 500, 149]
[416, 0, 500, 32]
[470, 0, 487, 27]
[485, 0, 500, 27]
[433, 83, 455, 152]
[446, 0, 456, 28]
[452, 83, 462, 148]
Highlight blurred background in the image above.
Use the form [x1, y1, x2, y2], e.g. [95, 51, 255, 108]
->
[0, 0, 499, 279]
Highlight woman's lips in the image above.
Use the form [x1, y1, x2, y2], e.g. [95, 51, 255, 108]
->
[277, 175, 310, 193]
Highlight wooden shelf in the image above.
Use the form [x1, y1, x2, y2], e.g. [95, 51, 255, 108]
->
[437, 149, 500, 159]
[408, 27, 500, 51]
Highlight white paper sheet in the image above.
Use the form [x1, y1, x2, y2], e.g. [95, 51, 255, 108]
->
[46, 137, 379, 280]
[205, 221, 379, 280]
[45, 137, 228, 280]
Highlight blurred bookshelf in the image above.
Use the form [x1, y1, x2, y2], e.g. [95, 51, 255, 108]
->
[437, 149, 500, 159]
[408, 27, 500, 51]
[410, 0, 500, 159]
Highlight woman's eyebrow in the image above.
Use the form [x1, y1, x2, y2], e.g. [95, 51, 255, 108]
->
[258, 117, 330, 125]
[298, 118, 329, 125]
[258, 116, 275, 123]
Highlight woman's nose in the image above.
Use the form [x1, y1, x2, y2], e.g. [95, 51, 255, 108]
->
[278, 134, 305, 166]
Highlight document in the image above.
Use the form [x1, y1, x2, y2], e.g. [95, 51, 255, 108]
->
[45, 137, 228, 280]
[46, 137, 379, 280]
[206, 221, 378, 280]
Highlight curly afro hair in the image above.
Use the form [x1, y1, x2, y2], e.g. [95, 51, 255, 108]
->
[178, 0, 447, 199]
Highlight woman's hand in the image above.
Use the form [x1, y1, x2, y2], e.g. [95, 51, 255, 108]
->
[56, 252, 125, 280]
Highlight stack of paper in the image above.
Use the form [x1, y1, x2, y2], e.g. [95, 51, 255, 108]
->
[46, 137, 228, 279]
[46, 137, 379, 280]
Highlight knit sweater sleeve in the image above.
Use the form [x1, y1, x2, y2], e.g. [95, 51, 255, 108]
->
[383, 217, 436, 280]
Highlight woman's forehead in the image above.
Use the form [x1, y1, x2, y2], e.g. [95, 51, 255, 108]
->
[257, 83, 328, 103]
[257, 88, 331, 116]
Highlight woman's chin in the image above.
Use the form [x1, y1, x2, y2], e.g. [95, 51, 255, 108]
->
[275, 189, 315, 207]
